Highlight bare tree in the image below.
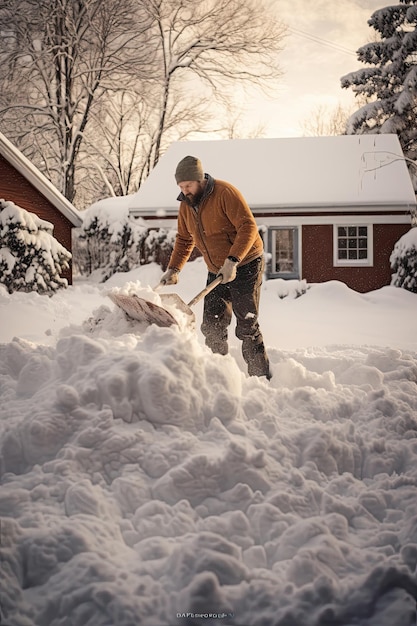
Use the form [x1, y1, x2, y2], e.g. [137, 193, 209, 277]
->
[84, 90, 151, 198]
[300, 103, 351, 137]
[300, 93, 373, 137]
[82, 83, 213, 199]
[0, 0, 152, 204]
[0, 0, 285, 207]
[72, 0, 285, 198]
[140, 0, 285, 170]
[221, 107, 267, 140]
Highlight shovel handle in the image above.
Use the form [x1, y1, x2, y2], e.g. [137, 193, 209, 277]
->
[187, 275, 223, 307]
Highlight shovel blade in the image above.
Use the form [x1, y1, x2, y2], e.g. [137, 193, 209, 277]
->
[159, 293, 195, 320]
[108, 292, 179, 327]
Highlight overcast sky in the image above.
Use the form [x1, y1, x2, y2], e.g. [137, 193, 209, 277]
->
[241, 0, 385, 137]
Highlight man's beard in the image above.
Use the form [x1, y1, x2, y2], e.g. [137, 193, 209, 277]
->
[186, 185, 204, 205]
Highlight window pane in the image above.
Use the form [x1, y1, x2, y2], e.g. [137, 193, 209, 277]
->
[337, 225, 369, 263]
[274, 229, 294, 273]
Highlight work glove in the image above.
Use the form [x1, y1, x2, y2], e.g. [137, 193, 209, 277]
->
[160, 268, 179, 285]
[217, 257, 238, 284]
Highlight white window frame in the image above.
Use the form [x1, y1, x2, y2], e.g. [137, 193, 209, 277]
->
[333, 224, 373, 267]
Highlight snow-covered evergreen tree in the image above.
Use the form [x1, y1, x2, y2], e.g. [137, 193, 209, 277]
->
[390, 227, 417, 292]
[0, 200, 71, 294]
[341, 0, 417, 188]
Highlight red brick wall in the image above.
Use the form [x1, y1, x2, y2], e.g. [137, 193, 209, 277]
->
[0, 155, 74, 283]
[302, 223, 410, 292]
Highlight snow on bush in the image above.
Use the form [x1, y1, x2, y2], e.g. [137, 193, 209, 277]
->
[0, 199, 71, 295]
[390, 227, 417, 293]
[73, 198, 177, 281]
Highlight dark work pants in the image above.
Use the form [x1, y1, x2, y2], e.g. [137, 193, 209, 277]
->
[201, 256, 271, 379]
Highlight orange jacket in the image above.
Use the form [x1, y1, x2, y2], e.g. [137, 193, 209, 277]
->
[169, 177, 263, 274]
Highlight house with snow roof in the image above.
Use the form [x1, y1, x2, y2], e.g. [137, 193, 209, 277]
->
[0, 132, 82, 284]
[129, 134, 416, 293]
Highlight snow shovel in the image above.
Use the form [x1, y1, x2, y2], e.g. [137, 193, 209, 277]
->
[108, 275, 223, 328]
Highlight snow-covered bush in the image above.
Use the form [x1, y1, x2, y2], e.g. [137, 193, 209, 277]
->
[390, 228, 417, 293]
[73, 198, 177, 281]
[0, 199, 71, 294]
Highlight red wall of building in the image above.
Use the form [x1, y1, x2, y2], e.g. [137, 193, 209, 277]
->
[302, 223, 410, 292]
[0, 155, 74, 283]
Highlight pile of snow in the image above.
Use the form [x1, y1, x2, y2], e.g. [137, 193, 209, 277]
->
[1, 260, 417, 625]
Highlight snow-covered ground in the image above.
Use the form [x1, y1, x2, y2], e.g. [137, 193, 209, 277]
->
[1, 258, 417, 626]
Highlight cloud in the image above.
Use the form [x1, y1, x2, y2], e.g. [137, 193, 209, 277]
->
[241, 0, 384, 136]
[276, 0, 380, 50]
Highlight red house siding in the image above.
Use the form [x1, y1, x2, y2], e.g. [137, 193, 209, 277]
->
[0, 155, 74, 283]
[302, 223, 410, 293]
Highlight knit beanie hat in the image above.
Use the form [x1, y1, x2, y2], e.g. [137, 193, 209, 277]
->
[175, 156, 204, 183]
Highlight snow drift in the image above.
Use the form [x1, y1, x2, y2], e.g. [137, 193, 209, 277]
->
[1, 264, 417, 624]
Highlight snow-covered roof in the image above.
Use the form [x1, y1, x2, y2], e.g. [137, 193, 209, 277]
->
[129, 135, 416, 216]
[0, 132, 82, 227]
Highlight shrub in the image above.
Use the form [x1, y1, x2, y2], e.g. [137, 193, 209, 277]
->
[390, 228, 417, 293]
[0, 199, 71, 294]
[73, 201, 176, 281]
